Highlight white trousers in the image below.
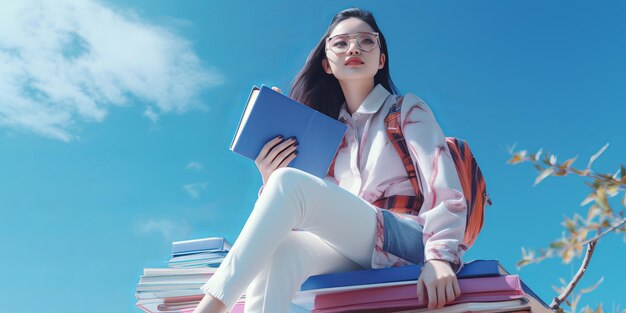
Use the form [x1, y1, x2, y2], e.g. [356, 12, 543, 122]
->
[201, 167, 379, 313]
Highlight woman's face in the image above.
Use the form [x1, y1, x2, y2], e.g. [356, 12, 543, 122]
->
[322, 17, 386, 82]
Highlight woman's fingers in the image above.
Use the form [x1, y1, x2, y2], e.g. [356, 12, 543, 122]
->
[436, 283, 447, 309]
[271, 141, 298, 168]
[276, 150, 298, 168]
[415, 277, 425, 302]
[445, 283, 456, 305]
[453, 278, 461, 299]
[426, 282, 437, 309]
[265, 137, 297, 164]
[256, 136, 284, 162]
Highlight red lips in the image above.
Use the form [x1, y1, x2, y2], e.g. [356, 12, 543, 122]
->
[345, 57, 364, 65]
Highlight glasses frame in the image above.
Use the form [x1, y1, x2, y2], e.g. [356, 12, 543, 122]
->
[325, 31, 380, 54]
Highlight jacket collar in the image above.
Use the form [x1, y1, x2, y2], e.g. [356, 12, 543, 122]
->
[338, 83, 391, 122]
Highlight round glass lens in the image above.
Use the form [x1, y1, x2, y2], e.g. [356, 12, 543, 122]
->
[329, 33, 377, 53]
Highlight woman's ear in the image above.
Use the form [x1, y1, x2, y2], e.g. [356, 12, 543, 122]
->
[322, 58, 333, 74]
[379, 53, 386, 70]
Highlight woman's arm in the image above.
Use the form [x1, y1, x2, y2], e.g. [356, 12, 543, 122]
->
[400, 93, 467, 309]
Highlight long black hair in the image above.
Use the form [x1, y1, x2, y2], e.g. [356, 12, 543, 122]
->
[288, 7, 400, 120]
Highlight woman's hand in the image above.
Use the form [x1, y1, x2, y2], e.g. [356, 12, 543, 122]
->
[416, 259, 461, 309]
[255, 134, 298, 185]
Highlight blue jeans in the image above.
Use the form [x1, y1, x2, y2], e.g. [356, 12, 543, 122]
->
[380, 209, 425, 264]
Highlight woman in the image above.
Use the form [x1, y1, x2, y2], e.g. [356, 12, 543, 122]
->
[194, 7, 467, 313]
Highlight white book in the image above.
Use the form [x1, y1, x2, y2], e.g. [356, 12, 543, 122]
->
[143, 267, 218, 276]
[392, 299, 529, 313]
[135, 289, 204, 300]
[139, 273, 214, 285]
[136, 283, 205, 292]
[135, 290, 247, 301]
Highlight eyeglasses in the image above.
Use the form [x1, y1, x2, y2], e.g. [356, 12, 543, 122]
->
[325, 32, 380, 54]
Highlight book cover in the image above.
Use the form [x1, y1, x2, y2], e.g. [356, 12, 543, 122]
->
[230, 85, 347, 179]
[300, 259, 504, 292]
[171, 237, 231, 255]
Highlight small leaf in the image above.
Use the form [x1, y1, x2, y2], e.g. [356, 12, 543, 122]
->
[571, 294, 581, 310]
[586, 206, 601, 221]
[507, 154, 524, 164]
[562, 247, 574, 263]
[612, 168, 621, 180]
[561, 156, 578, 169]
[581, 193, 596, 206]
[550, 241, 566, 249]
[587, 143, 609, 169]
[563, 217, 576, 233]
[535, 148, 543, 161]
[550, 154, 557, 165]
[554, 168, 568, 176]
[571, 167, 591, 176]
[534, 168, 554, 186]
[516, 258, 531, 268]
[579, 276, 604, 294]
[595, 187, 611, 213]
[587, 222, 601, 230]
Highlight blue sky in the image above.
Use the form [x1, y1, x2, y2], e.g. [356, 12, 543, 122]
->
[0, 0, 624, 312]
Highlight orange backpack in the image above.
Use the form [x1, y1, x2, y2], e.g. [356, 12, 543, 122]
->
[374, 96, 492, 248]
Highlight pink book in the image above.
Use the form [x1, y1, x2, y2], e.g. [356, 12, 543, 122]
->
[313, 275, 523, 312]
[178, 301, 245, 313]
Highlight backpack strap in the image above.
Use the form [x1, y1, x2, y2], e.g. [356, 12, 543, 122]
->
[372, 95, 424, 215]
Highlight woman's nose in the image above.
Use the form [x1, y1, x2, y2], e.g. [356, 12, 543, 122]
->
[347, 40, 360, 55]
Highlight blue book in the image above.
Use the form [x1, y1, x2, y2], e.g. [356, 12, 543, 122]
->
[294, 259, 552, 312]
[171, 237, 231, 255]
[230, 85, 347, 179]
[299, 259, 504, 292]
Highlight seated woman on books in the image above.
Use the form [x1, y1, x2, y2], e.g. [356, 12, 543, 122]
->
[194, 7, 467, 313]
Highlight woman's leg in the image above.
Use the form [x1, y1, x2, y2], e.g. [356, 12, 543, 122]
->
[244, 231, 362, 313]
[199, 167, 379, 312]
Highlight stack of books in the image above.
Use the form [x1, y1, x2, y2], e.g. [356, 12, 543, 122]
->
[292, 260, 553, 313]
[135, 236, 246, 313]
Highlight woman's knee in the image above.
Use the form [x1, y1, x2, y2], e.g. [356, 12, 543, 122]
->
[265, 167, 313, 193]
[271, 232, 313, 270]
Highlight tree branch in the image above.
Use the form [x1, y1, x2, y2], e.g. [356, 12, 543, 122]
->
[550, 241, 597, 310]
[582, 217, 626, 245]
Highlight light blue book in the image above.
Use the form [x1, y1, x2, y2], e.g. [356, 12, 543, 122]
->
[171, 237, 231, 255]
[230, 85, 347, 179]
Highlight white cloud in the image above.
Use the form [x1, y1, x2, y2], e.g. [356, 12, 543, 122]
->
[183, 182, 208, 198]
[143, 106, 159, 123]
[0, 0, 224, 141]
[185, 161, 204, 171]
[136, 218, 191, 242]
